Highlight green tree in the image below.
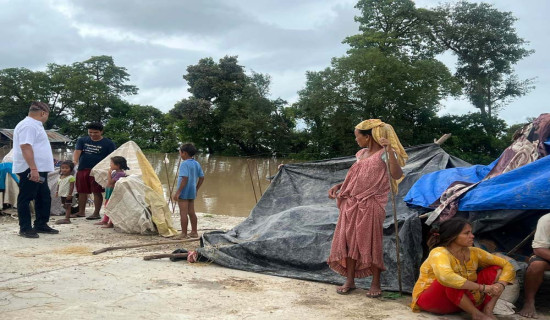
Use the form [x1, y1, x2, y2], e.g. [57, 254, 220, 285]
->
[434, 113, 508, 164]
[430, 1, 534, 121]
[170, 56, 296, 156]
[294, 0, 459, 158]
[0, 68, 51, 128]
[71, 56, 138, 125]
[170, 97, 216, 153]
[105, 102, 166, 149]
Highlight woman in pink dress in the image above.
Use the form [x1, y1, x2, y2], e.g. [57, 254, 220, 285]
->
[327, 119, 408, 298]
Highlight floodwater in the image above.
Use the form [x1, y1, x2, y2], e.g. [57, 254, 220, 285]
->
[1, 147, 291, 217]
[147, 153, 286, 217]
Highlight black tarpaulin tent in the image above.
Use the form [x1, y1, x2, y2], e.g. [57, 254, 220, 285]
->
[199, 144, 471, 292]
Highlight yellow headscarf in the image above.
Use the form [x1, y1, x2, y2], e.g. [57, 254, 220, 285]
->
[355, 119, 408, 193]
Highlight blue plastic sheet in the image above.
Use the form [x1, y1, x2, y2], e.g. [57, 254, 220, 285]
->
[405, 151, 550, 211]
[0, 162, 19, 189]
[460, 155, 550, 211]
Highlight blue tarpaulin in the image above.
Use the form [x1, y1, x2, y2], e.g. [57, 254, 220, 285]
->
[0, 162, 19, 189]
[404, 139, 550, 211]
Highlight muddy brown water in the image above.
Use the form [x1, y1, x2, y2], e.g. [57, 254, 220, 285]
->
[1, 148, 294, 217]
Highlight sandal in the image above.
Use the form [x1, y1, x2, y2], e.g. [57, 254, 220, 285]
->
[86, 215, 101, 220]
[336, 286, 356, 295]
[366, 290, 382, 298]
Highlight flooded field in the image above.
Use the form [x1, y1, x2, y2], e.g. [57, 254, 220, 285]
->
[1, 147, 293, 217]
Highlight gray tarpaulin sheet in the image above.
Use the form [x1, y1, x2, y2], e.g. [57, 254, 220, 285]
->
[199, 144, 470, 292]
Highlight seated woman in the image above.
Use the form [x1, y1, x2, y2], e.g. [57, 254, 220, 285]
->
[411, 218, 515, 320]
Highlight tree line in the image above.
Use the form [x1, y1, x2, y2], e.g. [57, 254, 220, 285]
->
[0, 0, 534, 164]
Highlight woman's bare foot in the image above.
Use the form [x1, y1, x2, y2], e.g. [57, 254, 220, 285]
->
[94, 221, 107, 225]
[101, 222, 113, 228]
[188, 232, 199, 238]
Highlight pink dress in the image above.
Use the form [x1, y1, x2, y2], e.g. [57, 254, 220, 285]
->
[327, 148, 389, 278]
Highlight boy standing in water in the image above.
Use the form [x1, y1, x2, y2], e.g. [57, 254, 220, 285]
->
[172, 143, 204, 239]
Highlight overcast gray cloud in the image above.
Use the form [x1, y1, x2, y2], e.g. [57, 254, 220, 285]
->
[0, 0, 547, 124]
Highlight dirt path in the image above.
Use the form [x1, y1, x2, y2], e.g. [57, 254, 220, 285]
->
[1, 209, 548, 320]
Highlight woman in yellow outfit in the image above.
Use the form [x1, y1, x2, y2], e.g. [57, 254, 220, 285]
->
[411, 218, 515, 320]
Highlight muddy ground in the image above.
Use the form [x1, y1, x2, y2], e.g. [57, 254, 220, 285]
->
[1, 208, 549, 320]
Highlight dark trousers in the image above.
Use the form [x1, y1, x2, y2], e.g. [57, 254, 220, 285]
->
[17, 169, 51, 232]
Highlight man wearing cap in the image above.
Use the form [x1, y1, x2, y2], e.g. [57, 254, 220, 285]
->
[12, 101, 58, 238]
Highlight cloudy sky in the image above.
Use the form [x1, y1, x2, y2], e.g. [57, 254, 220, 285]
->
[1, 0, 547, 125]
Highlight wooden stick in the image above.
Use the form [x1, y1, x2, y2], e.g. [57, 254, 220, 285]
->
[92, 238, 199, 255]
[163, 154, 174, 208]
[434, 133, 452, 145]
[246, 159, 258, 203]
[170, 156, 182, 213]
[268, 158, 272, 181]
[143, 253, 188, 261]
[384, 132, 403, 295]
[255, 159, 263, 196]
[507, 229, 536, 256]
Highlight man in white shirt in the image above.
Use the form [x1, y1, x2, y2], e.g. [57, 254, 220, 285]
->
[12, 101, 58, 238]
[519, 213, 550, 318]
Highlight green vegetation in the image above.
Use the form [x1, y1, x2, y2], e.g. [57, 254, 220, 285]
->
[0, 1, 534, 164]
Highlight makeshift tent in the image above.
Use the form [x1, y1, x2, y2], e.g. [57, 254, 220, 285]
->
[403, 115, 550, 258]
[406, 114, 550, 226]
[405, 141, 550, 213]
[199, 144, 470, 292]
[90, 141, 177, 237]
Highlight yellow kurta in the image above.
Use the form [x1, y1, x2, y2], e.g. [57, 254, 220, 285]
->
[410, 246, 515, 312]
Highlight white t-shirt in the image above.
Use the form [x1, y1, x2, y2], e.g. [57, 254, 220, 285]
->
[532, 213, 550, 249]
[12, 116, 54, 173]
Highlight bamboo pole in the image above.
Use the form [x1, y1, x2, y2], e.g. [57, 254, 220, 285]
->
[170, 157, 182, 213]
[434, 133, 452, 145]
[163, 153, 174, 208]
[92, 237, 199, 255]
[246, 159, 258, 203]
[507, 229, 536, 256]
[384, 133, 403, 295]
[268, 157, 272, 180]
[254, 159, 263, 196]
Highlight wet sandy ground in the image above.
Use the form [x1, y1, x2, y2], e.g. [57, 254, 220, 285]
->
[1, 209, 549, 320]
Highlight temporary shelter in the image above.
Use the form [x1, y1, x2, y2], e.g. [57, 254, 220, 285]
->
[199, 115, 550, 292]
[90, 141, 178, 237]
[199, 143, 470, 292]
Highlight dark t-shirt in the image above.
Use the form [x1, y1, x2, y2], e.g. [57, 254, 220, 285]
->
[75, 136, 116, 170]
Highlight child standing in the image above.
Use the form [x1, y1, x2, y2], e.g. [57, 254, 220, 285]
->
[172, 143, 204, 239]
[55, 160, 76, 224]
[96, 156, 129, 228]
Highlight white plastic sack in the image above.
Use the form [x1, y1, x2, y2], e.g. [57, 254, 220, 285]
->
[104, 175, 156, 235]
[90, 141, 177, 237]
